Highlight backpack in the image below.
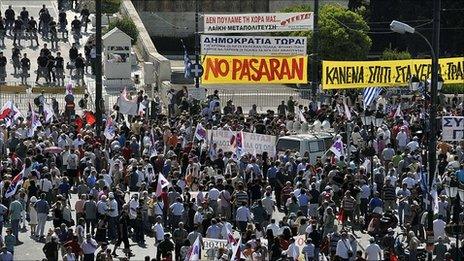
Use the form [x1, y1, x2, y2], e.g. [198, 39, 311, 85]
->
[78, 98, 85, 108]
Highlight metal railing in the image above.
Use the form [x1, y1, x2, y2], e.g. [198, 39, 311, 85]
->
[0, 92, 89, 115]
[206, 88, 312, 112]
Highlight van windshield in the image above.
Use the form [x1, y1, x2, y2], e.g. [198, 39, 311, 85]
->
[276, 139, 300, 152]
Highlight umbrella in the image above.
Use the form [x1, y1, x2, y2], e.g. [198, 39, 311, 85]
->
[44, 146, 63, 154]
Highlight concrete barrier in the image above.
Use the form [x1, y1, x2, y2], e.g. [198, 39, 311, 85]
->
[119, 0, 171, 95]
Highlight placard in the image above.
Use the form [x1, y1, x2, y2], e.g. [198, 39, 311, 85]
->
[202, 55, 308, 84]
[204, 13, 313, 33]
[442, 116, 464, 141]
[203, 238, 228, 250]
[208, 130, 276, 156]
[201, 35, 307, 56]
[322, 57, 464, 89]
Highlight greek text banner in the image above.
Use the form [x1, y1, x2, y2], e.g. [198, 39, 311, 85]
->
[203, 13, 313, 33]
[442, 116, 464, 142]
[201, 35, 307, 56]
[201, 55, 308, 84]
[322, 57, 464, 89]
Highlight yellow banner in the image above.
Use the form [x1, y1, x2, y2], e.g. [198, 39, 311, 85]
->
[322, 57, 464, 89]
[201, 55, 308, 84]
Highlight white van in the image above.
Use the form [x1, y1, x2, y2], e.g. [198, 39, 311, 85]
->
[276, 132, 335, 164]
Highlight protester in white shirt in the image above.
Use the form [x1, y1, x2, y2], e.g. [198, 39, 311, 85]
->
[433, 216, 447, 241]
[153, 216, 165, 244]
[235, 202, 251, 232]
[365, 238, 382, 261]
[286, 238, 300, 260]
[336, 232, 353, 260]
[266, 219, 280, 237]
[302, 238, 315, 261]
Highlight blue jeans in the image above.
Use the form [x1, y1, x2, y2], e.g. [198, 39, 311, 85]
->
[11, 219, 20, 240]
[398, 202, 406, 225]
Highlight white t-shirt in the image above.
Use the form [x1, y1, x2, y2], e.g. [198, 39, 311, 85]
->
[433, 219, 446, 240]
[129, 198, 139, 219]
[154, 222, 164, 241]
[365, 243, 382, 261]
[396, 132, 408, 147]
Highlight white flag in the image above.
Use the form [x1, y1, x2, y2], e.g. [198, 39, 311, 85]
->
[138, 102, 146, 116]
[155, 173, 170, 196]
[186, 236, 201, 261]
[104, 116, 116, 140]
[394, 104, 403, 119]
[194, 123, 208, 141]
[343, 100, 352, 120]
[117, 88, 138, 115]
[27, 102, 42, 137]
[329, 138, 345, 158]
[44, 103, 54, 123]
[0, 101, 21, 127]
[298, 110, 307, 123]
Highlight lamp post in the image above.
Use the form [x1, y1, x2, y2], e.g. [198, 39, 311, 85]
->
[95, 0, 103, 136]
[391, 2, 441, 257]
[361, 114, 384, 195]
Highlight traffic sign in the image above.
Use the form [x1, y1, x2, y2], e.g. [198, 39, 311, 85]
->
[190, 63, 204, 78]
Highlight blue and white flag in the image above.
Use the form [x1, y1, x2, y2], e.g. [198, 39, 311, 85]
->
[182, 40, 192, 79]
[5, 167, 25, 198]
[363, 87, 381, 109]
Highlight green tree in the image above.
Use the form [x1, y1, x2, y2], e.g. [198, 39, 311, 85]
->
[102, 0, 121, 14]
[106, 17, 139, 44]
[281, 4, 372, 61]
[381, 48, 412, 60]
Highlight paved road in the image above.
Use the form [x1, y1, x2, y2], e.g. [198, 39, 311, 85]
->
[0, 0, 92, 86]
[8, 190, 379, 261]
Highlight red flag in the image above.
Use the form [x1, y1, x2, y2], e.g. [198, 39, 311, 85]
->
[84, 111, 96, 125]
[75, 116, 83, 131]
[389, 252, 399, 261]
[337, 208, 345, 224]
[0, 107, 12, 120]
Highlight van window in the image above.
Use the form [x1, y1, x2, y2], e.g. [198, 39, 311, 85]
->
[309, 140, 325, 152]
[309, 141, 319, 152]
[324, 138, 333, 151]
[276, 139, 300, 152]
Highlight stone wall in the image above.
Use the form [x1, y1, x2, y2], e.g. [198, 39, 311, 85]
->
[120, 0, 172, 88]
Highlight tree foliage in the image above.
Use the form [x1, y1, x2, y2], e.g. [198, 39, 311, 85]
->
[281, 4, 372, 61]
[102, 0, 122, 14]
[106, 17, 139, 44]
[381, 48, 412, 60]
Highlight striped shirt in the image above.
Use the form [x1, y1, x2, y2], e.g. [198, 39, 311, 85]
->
[382, 186, 397, 201]
[234, 191, 248, 205]
[342, 196, 356, 211]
